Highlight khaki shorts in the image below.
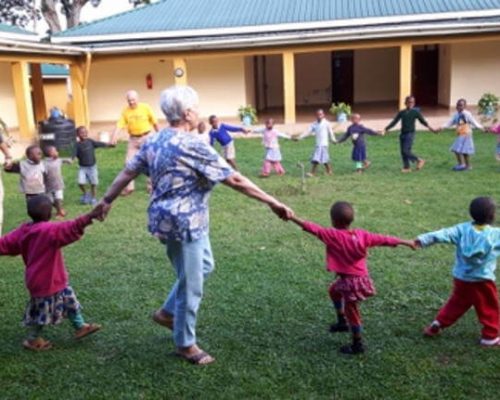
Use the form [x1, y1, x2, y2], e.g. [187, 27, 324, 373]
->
[223, 141, 236, 160]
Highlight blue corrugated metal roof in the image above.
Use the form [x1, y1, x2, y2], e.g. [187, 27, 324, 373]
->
[0, 22, 37, 36]
[53, 0, 500, 39]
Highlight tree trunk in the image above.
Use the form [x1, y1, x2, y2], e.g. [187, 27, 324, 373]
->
[64, 0, 89, 29]
[41, 0, 62, 33]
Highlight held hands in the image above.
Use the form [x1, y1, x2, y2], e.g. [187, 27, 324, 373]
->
[400, 239, 422, 250]
[269, 201, 294, 221]
[89, 200, 113, 222]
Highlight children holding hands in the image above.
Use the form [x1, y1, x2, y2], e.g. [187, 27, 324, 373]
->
[253, 118, 291, 177]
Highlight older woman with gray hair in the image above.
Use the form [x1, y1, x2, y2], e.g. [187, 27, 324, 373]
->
[96, 85, 293, 365]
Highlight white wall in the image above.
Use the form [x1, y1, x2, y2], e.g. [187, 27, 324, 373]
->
[88, 58, 175, 122]
[188, 56, 247, 118]
[0, 62, 19, 128]
[353, 47, 399, 103]
[449, 39, 500, 106]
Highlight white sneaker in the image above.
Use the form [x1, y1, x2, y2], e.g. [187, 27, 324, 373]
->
[480, 337, 500, 347]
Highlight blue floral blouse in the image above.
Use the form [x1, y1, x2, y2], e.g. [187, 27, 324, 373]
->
[126, 128, 234, 242]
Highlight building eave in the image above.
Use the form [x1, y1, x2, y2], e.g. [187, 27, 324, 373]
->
[51, 9, 500, 44]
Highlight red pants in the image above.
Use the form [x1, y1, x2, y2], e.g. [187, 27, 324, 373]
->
[261, 160, 285, 176]
[436, 279, 500, 340]
[329, 285, 362, 327]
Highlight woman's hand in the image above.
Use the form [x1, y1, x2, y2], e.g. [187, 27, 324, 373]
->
[269, 201, 294, 221]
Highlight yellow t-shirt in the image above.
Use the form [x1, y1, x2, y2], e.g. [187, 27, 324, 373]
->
[117, 103, 158, 136]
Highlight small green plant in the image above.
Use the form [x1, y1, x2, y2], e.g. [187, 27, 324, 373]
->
[329, 102, 352, 121]
[478, 93, 499, 123]
[238, 105, 258, 125]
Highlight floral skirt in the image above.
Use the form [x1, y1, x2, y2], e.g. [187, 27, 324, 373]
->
[331, 274, 376, 303]
[23, 286, 81, 326]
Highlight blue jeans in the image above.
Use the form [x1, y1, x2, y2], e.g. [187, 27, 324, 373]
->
[162, 234, 214, 347]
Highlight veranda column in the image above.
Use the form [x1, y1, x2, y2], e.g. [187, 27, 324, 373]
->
[31, 63, 47, 123]
[399, 43, 413, 110]
[282, 51, 296, 124]
[70, 62, 87, 127]
[11, 61, 36, 140]
[173, 57, 188, 85]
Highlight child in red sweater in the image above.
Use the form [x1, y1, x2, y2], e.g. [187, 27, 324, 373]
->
[0, 195, 101, 351]
[291, 201, 415, 355]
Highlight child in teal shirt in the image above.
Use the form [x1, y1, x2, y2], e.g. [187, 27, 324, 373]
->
[416, 197, 500, 346]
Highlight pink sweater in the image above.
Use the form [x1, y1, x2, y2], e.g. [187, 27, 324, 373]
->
[0, 215, 92, 297]
[302, 221, 402, 276]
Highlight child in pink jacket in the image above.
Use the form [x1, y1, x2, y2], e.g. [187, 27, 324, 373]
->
[0, 195, 101, 351]
[291, 201, 415, 355]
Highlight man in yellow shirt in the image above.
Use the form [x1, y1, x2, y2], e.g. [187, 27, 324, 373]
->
[111, 90, 159, 195]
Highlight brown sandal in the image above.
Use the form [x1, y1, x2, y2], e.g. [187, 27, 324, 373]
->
[23, 338, 53, 351]
[175, 351, 215, 365]
[74, 323, 101, 340]
[152, 310, 173, 330]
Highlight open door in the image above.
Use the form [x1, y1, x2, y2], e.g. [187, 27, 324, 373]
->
[412, 45, 439, 106]
[331, 50, 354, 105]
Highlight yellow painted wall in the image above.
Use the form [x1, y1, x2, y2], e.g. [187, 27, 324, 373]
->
[188, 55, 247, 118]
[295, 52, 331, 106]
[0, 62, 19, 128]
[88, 58, 175, 122]
[43, 79, 69, 115]
[448, 40, 500, 106]
[353, 48, 399, 103]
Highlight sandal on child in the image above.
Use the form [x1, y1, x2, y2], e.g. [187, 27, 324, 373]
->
[339, 342, 365, 355]
[74, 323, 101, 340]
[329, 322, 349, 333]
[23, 338, 53, 351]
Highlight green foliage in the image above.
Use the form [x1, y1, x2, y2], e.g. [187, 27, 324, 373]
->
[237, 104, 258, 125]
[329, 102, 352, 119]
[1, 132, 500, 398]
[478, 93, 499, 124]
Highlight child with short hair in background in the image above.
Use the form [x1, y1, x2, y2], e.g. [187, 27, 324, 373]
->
[416, 197, 500, 347]
[254, 118, 290, 177]
[197, 121, 210, 145]
[0, 195, 102, 351]
[4, 145, 46, 202]
[337, 114, 381, 173]
[298, 109, 337, 177]
[291, 201, 415, 355]
[43, 145, 68, 219]
[209, 115, 250, 170]
[73, 126, 115, 205]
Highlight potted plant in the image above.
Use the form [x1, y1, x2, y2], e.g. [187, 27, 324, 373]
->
[478, 93, 499, 122]
[238, 105, 258, 126]
[329, 102, 352, 123]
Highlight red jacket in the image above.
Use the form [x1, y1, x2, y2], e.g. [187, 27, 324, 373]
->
[0, 215, 92, 297]
[302, 221, 402, 276]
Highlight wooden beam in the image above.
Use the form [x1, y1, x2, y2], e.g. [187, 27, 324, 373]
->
[70, 62, 87, 127]
[173, 57, 188, 85]
[31, 63, 47, 123]
[0, 54, 76, 64]
[11, 61, 35, 140]
[399, 43, 413, 110]
[282, 51, 296, 124]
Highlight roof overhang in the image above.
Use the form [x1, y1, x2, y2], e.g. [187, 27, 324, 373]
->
[51, 9, 500, 44]
[0, 37, 87, 56]
[0, 31, 39, 42]
[83, 18, 500, 55]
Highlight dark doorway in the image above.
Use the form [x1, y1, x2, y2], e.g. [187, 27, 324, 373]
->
[331, 50, 354, 105]
[412, 45, 439, 106]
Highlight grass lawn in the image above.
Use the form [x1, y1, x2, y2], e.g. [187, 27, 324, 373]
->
[1, 129, 500, 399]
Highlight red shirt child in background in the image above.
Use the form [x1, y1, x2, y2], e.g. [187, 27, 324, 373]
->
[291, 201, 415, 355]
[0, 195, 101, 351]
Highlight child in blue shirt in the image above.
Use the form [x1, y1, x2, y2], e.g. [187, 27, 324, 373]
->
[416, 197, 500, 347]
[208, 115, 249, 170]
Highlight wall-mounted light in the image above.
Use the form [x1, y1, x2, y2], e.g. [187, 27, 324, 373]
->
[174, 67, 184, 78]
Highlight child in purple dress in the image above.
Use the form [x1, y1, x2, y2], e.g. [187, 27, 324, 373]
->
[337, 114, 381, 173]
[442, 98, 484, 171]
